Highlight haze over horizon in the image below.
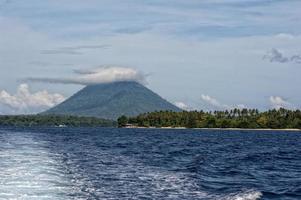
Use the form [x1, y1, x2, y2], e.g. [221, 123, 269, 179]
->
[1, 0, 301, 114]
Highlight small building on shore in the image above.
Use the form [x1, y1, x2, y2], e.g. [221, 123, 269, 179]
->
[124, 123, 138, 128]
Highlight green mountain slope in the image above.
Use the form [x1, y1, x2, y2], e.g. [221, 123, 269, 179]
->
[43, 81, 181, 119]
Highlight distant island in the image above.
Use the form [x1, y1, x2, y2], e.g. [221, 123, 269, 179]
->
[118, 108, 301, 130]
[0, 115, 116, 127]
[1, 108, 301, 130]
[1, 81, 300, 130]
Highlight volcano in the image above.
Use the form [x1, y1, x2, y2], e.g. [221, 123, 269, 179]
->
[44, 81, 181, 120]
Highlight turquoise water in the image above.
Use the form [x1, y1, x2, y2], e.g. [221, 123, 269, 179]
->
[0, 127, 300, 199]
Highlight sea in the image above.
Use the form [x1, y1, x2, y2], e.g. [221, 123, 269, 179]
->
[0, 127, 300, 200]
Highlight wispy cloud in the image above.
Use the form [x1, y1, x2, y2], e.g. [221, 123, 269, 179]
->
[269, 96, 294, 110]
[41, 49, 83, 55]
[201, 94, 226, 108]
[201, 94, 246, 110]
[1, 1, 301, 111]
[4, 0, 301, 39]
[25, 66, 147, 85]
[0, 84, 65, 114]
[28, 61, 73, 67]
[263, 48, 288, 63]
[263, 48, 301, 64]
[40, 44, 110, 55]
[66, 44, 111, 50]
[174, 101, 192, 111]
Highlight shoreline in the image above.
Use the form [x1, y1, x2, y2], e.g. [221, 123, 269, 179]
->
[124, 126, 301, 132]
[196, 128, 301, 132]
[1, 125, 300, 132]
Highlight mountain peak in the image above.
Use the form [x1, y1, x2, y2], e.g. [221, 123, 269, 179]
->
[43, 81, 181, 119]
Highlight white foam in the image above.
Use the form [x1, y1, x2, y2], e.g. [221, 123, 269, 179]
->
[0, 131, 73, 199]
[142, 170, 208, 198]
[222, 190, 262, 200]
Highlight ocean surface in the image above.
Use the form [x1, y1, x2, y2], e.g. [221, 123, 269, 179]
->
[0, 127, 300, 200]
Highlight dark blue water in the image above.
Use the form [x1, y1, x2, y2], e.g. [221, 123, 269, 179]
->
[0, 127, 300, 200]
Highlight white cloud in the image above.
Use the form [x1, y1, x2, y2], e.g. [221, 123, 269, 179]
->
[201, 94, 246, 110]
[236, 104, 247, 109]
[0, 84, 65, 114]
[174, 101, 191, 110]
[25, 66, 147, 85]
[275, 33, 296, 40]
[201, 94, 225, 108]
[269, 96, 294, 110]
[1, 16, 301, 110]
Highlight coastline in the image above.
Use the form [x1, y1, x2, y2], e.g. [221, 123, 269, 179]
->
[196, 128, 301, 132]
[124, 126, 301, 132]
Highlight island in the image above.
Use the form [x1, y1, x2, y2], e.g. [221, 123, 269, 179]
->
[0, 115, 116, 127]
[118, 108, 301, 130]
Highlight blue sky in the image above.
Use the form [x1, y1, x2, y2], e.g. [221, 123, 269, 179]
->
[0, 0, 301, 113]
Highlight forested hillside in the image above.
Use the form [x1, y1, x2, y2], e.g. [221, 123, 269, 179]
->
[44, 81, 181, 120]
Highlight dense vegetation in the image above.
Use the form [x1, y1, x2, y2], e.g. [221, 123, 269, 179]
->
[118, 108, 301, 129]
[0, 115, 116, 127]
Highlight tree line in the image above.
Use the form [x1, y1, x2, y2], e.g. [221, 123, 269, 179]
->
[118, 108, 301, 129]
[0, 115, 116, 127]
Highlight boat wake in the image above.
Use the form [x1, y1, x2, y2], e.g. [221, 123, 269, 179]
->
[220, 190, 262, 200]
[2, 128, 287, 200]
[0, 131, 74, 199]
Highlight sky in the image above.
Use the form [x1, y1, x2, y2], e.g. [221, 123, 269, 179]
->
[0, 0, 301, 114]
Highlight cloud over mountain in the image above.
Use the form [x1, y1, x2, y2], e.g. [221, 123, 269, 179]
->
[25, 66, 147, 85]
[0, 84, 65, 114]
